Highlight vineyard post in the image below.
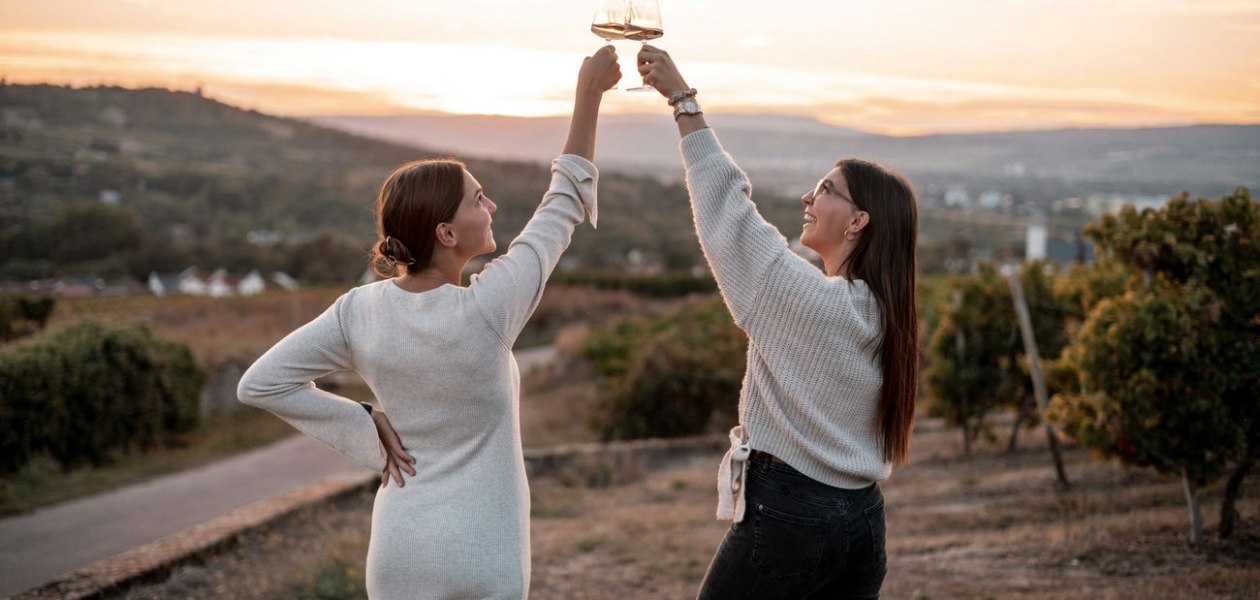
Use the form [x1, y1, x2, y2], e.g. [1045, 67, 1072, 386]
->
[953, 290, 971, 456]
[1007, 273, 1070, 490]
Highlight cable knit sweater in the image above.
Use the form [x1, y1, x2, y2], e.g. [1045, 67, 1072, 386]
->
[237, 155, 598, 599]
[681, 129, 890, 501]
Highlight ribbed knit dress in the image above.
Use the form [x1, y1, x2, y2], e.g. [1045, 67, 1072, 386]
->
[679, 129, 892, 518]
[237, 155, 598, 599]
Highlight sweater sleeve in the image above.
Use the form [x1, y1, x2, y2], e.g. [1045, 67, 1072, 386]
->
[237, 294, 387, 473]
[471, 154, 598, 347]
[680, 128, 794, 327]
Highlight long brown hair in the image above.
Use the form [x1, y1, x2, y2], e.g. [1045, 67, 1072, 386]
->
[370, 159, 466, 278]
[837, 158, 919, 465]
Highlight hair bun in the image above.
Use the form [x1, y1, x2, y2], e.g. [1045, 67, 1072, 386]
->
[379, 236, 416, 267]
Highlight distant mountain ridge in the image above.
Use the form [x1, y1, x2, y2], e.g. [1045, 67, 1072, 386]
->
[308, 112, 876, 178]
[310, 113, 1260, 196]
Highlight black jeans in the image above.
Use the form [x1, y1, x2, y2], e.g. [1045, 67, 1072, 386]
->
[696, 452, 887, 599]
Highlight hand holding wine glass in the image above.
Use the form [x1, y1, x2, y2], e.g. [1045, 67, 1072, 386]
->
[636, 44, 688, 100]
[591, 0, 664, 91]
[579, 45, 623, 96]
[638, 44, 707, 134]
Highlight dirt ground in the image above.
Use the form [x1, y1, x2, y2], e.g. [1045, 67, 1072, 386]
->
[114, 344, 1260, 599]
[114, 406, 1259, 600]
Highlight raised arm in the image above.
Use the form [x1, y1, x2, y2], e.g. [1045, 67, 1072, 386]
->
[635, 45, 798, 326]
[470, 47, 620, 345]
[636, 44, 708, 138]
[564, 45, 621, 161]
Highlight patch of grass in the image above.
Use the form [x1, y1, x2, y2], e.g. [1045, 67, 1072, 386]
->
[47, 289, 346, 369]
[0, 408, 294, 516]
[289, 558, 368, 600]
[958, 467, 980, 488]
[531, 488, 583, 519]
[648, 491, 678, 503]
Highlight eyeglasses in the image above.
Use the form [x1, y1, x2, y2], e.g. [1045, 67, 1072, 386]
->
[808, 179, 858, 207]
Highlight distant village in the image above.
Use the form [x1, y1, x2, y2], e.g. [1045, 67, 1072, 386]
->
[4, 268, 303, 300]
[146, 268, 300, 297]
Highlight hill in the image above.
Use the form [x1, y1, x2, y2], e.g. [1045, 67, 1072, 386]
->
[0, 84, 806, 283]
[9, 84, 1249, 284]
[312, 113, 1260, 198]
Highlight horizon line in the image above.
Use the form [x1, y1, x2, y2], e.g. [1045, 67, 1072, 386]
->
[9, 79, 1260, 140]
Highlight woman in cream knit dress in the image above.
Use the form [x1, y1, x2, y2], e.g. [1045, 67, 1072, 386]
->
[237, 48, 620, 599]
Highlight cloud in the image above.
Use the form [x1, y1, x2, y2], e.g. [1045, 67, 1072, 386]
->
[3, 29, 1256, 133]
[1162, 0, 1260, 15]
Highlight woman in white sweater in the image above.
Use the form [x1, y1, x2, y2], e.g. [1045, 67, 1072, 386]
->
[237, 47, 620, 599]
[636, 46, 919, 599]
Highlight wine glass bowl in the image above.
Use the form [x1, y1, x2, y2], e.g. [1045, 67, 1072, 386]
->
[590, 0, 663, 91]
[591, 0, 628, 43]
[624, 0, 663, 43]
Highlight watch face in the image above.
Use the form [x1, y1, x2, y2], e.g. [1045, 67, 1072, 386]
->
[680, 99, 699, 113]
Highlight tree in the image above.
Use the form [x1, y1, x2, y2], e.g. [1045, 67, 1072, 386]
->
[1049, 188, 1259, 543]
[923, 263, 1023, 453]
[585, 298, 745, 440]
[48, 203, 141, 264]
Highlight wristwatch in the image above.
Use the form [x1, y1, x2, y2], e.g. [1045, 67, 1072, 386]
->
[673, 98, 702, 121]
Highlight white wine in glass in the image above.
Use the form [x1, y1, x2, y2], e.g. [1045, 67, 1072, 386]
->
[591, 0, 628, 43]
[623, 0, 663, 91]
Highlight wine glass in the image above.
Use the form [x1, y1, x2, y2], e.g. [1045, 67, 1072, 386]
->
[591, 0, 663, 92]
[590, 0, 628, 44]
[622, 0, 664, 92]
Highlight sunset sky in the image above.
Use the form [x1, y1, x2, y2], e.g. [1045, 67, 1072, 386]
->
[2, 0, 1258, 135]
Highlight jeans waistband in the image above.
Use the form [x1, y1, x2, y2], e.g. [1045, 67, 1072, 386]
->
[750, 450, 786, 465]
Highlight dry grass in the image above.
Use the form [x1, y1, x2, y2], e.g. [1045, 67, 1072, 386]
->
[44, 288, 1260, 598]
[116, 489, 374, 600]
[519, 325, 605, 449]
[111, 369, 1260, 600]
[46, 289, 345, 368]
[881, 420, 1260, 599]
[45, 284, 688, 365]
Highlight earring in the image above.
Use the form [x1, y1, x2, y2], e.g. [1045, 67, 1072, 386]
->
[845, 231, 856, 241]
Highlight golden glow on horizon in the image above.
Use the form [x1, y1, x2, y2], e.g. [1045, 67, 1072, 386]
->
[2, 0, 1259, 135]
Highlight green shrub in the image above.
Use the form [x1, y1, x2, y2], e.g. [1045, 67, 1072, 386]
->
[0, 320, 203, 473]
[1050, 187, 1259, 543]
[289, 557, 367, 600]
[585, 298, 745, 440]
[921, 263, 1022, 446]
[0, 295, 55, 342]
[922, 260, 1081, 450]
[552, 271, 717, 298]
